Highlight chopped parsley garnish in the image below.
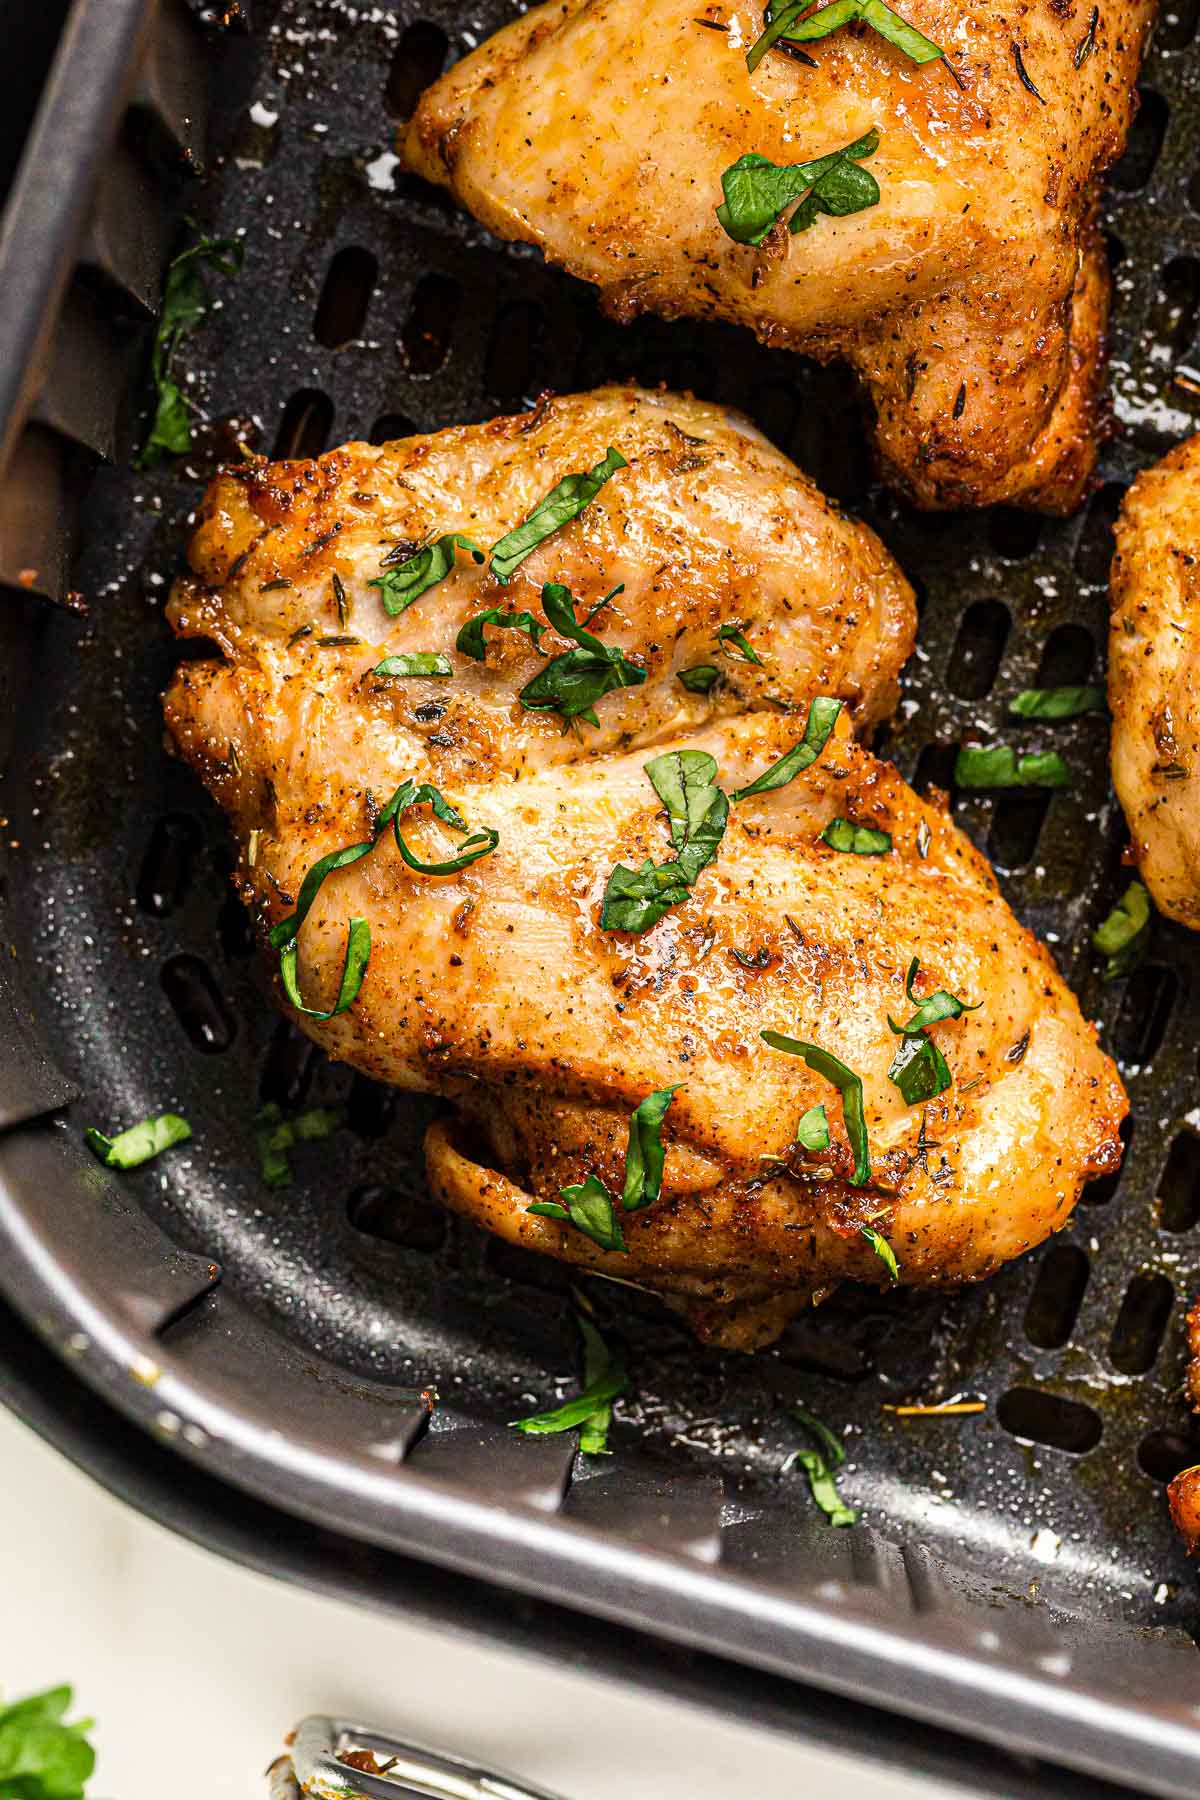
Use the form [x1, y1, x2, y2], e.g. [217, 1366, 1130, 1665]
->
[519, 581, 646, 726]
[269, 778, 497, 1019]
[601, 750, 728, 932]
[254, 1102, 344, 1188]
[747, 0, 942, 74]
[761, 1032, 870, 1185]
[795, 1102, 830, 1151]
[821, 818, 892, 855]
[373, 652, 453, 678]
[369, 533, 484, 617]
[138, 233, 243, 466]
[861, 1223, 899, 1281]
[717, 132, 881, 247]
[1094, 879, 1152, 981]
[886, 956, 978, 1106]
[490, 447, 627, 584]
[678, 664, 720, 694]
[715, 623, 763, 665]
[527, 1086, 680, 1253]
[456, 607, 548, 661]
[85, 1112, 191, 1170]
[784, 1406, 857, 1528]
[0, 1684, 96, 1799]
[511, 1312, 627, 1454]
[731, 696, 842, 801]
[954, 746, 1070, 789]
[1009, 686, 1106, 721]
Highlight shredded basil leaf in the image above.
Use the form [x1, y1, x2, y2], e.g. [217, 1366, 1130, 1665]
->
[530, 1175, 628, 1254]
[85, 1112, 191, 1170]
[795, 1102, 830, 1150]
[861, 1223, 900, 1281]
[601, 751, 728, 931]
[519, 581, 645, 725]
[374, 652, 453, 678]
[490, 447, 627, 584]
[526, 1086, 681, 1251]
[268, 778, 497, 1016]
[456, 607, 548, 661]
[369, 533, 484, 617]
[138, 234, 243, 466]
[954, 746, 1070, 789]
[511, 1314, 627, 1452]
[731, 696, 843, 801]
[888, 1035, 951, 1105]
[888, 955, 980, 1035]
[1008, 685, 1106, 721]
[786, 1406, 857, 1528]
[0, 1684, 97, 1799]
[761, 1031, 870, 1185]
[716, 623, 763, 665]
[1094, 879, 1152, 980]
[821, 817, 892, 856]
[717, 133, 881, 247]
[678, 664, 720, 694]
[253, 1102, 344, 1189]
[748, 0, 941, 73]
[599, 860, 693, 934]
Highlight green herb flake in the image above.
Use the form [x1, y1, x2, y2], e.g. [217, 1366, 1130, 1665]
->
[373, 652, 453, 678]
[85, 1112, 192, 1170]
[731, 695, 843, 802]
[253, 1102, 344, 1189]
[717, 133, 881, 248]
[954, 746, 1070, 789]
[761, 1032, 870, 1185]
[785, 1406, 857, 1528]
[489, 447, 627, 584]
[530, 1174, 628, 1254]
[716, 623, 763, 665]
[519, 581, 646, 725]
[138, 233, 244, 466]
[888, 956, 980, 1036]
[821, 817, 892, 856]
[747, 0, 942, 74]
[1094, 878, 1152, 981]
[1009, 686, 1106, 721]
[511, 1313, 627, 1453]
[678, 664, 720, 694]
[888, 1034, 951, 1105]
[601, 751, 728, 932]
[0, 1684, 97, 1800]
[456, 607, 548, 661]
[527, 1085, 681, 1252]
[861, 1223, 900, 1281]
[795, 1102, 830, 1151]
[369, 533, 484, 617]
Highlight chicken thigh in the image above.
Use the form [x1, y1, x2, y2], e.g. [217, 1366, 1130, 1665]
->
[403, 0, 1154, 515]
[1110, 436, 1200, 929]
[165, 387, 1124, 1349]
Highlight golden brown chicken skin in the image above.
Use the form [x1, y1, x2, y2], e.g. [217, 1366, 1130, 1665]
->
[1110, 437, 1200, 929]
[403, 0, 1154, 514]
[165, 389, 1124, 1350]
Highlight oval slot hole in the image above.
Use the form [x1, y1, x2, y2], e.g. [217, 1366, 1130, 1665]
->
[272, 388, 333, 460]
[314, 246, 378, 349]
[1109, 1273, 1174, 1375]
[385, 20, 449, 120]
[1023, 1244, 1089, 1349]
[997, 1387, 1102, 1455]
[347, 1183, 446, 1252]
[946, 599, 1010, 700]
[1158, 0, 1200, 47]
[1158, 1130, 1200, 1232]
[988, 789, 1051, 872]
[1036, 623, 1094, 688]
[259, 1019, 317, 1109]
[161, 954, 235, 1054]
[1147, 256, 1200, 358]
[400, 273, 461, 375]
[486, 1235, 573, 1294]
[346, 1073, 397, 1138]
[369, 412, 418, 445]
[484, 301, 545, 404]
[987, 509, 1043, 562]
[136, 813, 203, 917]
[1108, 89, 1169, 192]
[1082, 1115, 1134, 1206]
[1074, 482, 1126, 587]
[1139, 1429, 1200, 1483]
[1114, 963, 1178, 1067]
[913, 741, 959, 798]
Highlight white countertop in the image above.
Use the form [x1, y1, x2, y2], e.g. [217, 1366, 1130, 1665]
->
[0, 1403, 970, 1799]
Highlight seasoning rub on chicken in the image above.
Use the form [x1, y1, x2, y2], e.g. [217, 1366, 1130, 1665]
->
[165, 386, 1125, 1350]
[403, 0, 1154, 515]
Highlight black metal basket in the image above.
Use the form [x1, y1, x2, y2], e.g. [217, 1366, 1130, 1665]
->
[3, 3, 1200, 1793]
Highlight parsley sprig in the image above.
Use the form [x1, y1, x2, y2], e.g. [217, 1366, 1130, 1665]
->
[0, 1685, 96, 1799]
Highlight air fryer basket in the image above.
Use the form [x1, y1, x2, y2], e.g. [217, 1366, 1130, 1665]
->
[4, 0, 1200, 1792]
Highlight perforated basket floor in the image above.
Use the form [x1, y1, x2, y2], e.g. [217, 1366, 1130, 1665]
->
[5, 1, 1200, 1792]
